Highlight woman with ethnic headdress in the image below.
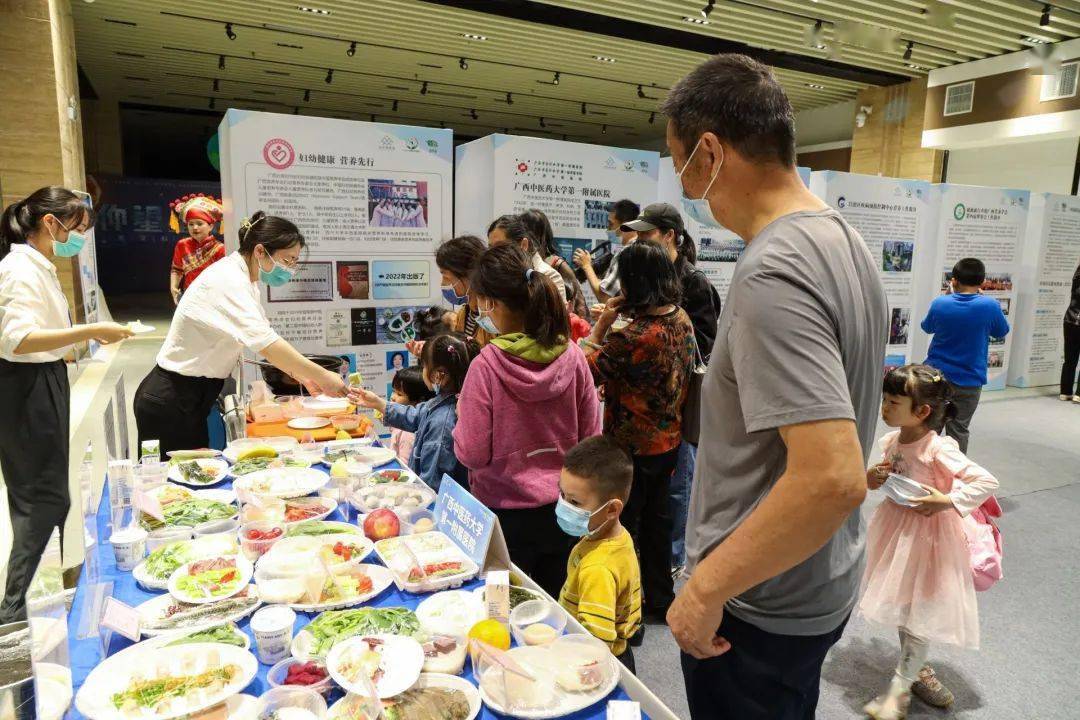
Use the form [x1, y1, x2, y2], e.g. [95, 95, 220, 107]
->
[168, 193, 225, 304]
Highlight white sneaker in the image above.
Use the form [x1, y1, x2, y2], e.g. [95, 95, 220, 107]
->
[1072, 395, 1080, 403]
[1060, 394, 1072, 401]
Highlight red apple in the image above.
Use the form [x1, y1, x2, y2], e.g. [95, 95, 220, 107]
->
[363, 508, 400, 540]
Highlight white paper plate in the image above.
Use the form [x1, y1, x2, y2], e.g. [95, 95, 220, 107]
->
[477, 646, 620, 719]
[360, 468, 422, 486]
[416, 590, 487, 637]
[327, 633, 425, 699]
[329, 673, 481, 720]
[74, 642, 258, 720]
[289, 416, 332, 430]
[286, 564, 394, 612]
[343, 446, 396, 467]
[134, 534, 240, 591]
[168, 458, 231, 487]
[223, 436, 299, 463]
[168, 555, 254, 604]
[138, 585, 262, 637]
[302, 395, 351, 413]
[234, 467, 330, 499]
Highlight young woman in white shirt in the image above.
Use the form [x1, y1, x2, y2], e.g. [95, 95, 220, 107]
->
[0, 186, 134, 622]
[134, 211, 348, 454]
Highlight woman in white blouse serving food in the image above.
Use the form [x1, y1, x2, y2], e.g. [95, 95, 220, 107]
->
[134, 211, 348, 455]
[0, 187, 134, 622]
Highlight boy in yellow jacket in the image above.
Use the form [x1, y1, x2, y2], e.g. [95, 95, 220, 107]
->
[556, 435, 642, 672]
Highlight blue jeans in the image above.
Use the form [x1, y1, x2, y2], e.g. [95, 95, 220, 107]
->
[670, 441, 696, 567]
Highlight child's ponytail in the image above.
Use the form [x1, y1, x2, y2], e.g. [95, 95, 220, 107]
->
[523, 268, 570, 348]
[882, 364, 954, 430]
[420, 331, 479, 394]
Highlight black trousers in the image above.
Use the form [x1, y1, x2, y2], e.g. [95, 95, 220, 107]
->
[622, 447, 679, 616]
[0, 360, 70, 623]
[134, 365, 224, 456]
[682, 611, 849, 720]
[1061, 322, 1080, 396]
[616, 646, 636, 674]
[493, 503, 573, 599]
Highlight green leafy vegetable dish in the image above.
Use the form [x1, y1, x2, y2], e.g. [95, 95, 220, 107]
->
[178, 461, 218, 485]
[305, 607, 421, 658]
[229, 456, 310, 476]
[110, 664, 241, 712]
[165, 623, 247, 648]
[286, 521, 361, 537]
[140, 498, 235, 530]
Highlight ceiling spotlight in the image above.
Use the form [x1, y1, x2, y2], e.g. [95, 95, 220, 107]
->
[420, 81, 428, 95]
[682, 16, 709, 25]
[855, 104, 873, 128]
[903, 40, 913, 60]
[325, 68, 334, 84]
[392, 99, 399, 111]
[506, 92, 513, 105]
[218, 54, 226, 70]
[539, 116, 546, 128]
[439, 121, 446, 129]
[637, 84, 646, 99]
[806, 19, 824, 49]
[468, 108, 477, 120]
[370, 114, 376, 122]
[806, 82, 826, 89]
[297, 5, 331, 15]
[562, 134, 568, 141]
[581, 102, 587, 115]
[208, 97, 216, 109]
[552, 72, 560, 85]
[461, 33, 487, 41]
[601, 124, 607, 134]
[1024, 36, 1049, 44]
[648, 111, 655, 124]
[225, 23, 236, 40]
[212, 78, 220, 91]
[1041, 4, 1051, 26]
[592, 55, 616, 63]
[346, 41, 357, 57]
[303, 88, 310, 102]
[700, 1, 715, 19]
[459, 57, 468, 70]
[293, 106, 300, 115]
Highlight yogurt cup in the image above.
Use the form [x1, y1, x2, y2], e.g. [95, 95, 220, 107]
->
[109, 526, 148, 571]
[251, 604, 297, 665]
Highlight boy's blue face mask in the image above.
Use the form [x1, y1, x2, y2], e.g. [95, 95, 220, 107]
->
[555, 497, 612, 538]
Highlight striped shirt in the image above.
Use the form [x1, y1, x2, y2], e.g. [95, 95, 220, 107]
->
[558, 527, 641, 656]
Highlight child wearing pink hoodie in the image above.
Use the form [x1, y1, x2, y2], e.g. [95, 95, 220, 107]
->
[454, 244, 601, 597]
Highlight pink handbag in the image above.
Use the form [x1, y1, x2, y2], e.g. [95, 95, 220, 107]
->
[962, 496, 1003, 591]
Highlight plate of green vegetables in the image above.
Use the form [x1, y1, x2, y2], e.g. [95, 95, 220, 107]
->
[167, 459, 230, 487]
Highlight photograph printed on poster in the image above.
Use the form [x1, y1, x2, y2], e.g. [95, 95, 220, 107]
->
[583, 200, 614, 229]
[266, 261, 334, 302]
[350, 307, 377, 346]
[376, 306, 422, 344]
[698, 236, 746, 263]
[998, 297, 1011, 316]
[982, 273, 1012, 292]
[386, 350, 410, 371]
[336, 261, 370, 300]
[368, 179, 428, 229]
[988, 350, 1004, 369]
[884, 353, 906, 376]
[554, 237, 592, 265]
[889, 308, 910, 345]
[941, 270, 954, 294]
[882, 241, 914, 273]
[989, 335, 1006, 346]
[337, 353, 357, 374]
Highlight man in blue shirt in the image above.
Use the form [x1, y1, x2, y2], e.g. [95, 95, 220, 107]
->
[922, 257, 1010, 452]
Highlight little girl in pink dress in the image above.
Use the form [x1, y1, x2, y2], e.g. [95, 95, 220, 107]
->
[861, 365, 999, 720]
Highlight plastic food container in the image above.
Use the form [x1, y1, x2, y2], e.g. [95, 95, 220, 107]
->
[256, 685, 327, 720]
[239, 520, 286, 561]
[193, 518, 240, 538]
[351, 483, 436, 515]
[267, 657, 334, 697]
[510, 600, 567, 647]
[330, 414, 360, 432]
[374, 531, 480, 594]
[145, 526, 192, 553]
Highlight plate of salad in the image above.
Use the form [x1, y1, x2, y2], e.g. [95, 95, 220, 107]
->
[286, 520, 364, 538]
[168, 459, 230, 487]
[138, 585, 262, 637]
[283, 564, 394, 613]
[140, 498, 237, 531]
[133, 535, 238, 590]
[168, 555, 253, 604]
[291, 606, 423, 661]
[73, 642, 257, 720]
[327, 634, 425, 699]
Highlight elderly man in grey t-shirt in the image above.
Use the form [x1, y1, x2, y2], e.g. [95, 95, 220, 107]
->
[662, 55, 887, 719]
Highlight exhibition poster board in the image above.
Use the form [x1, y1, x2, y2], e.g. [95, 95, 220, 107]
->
[455, 134, 659, 305]
[218, 109, 453, 404]
[1008, 193, 1080, 388]
[915, 184, 1028, 391]
[657, 159, 810, 305]
[809, 171, 935, 373]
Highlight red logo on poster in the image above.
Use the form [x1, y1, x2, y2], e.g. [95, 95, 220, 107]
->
[263, 138, 295, 170]
[517, 162, 528, 173]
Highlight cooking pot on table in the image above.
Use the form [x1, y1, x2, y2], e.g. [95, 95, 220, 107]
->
[250, 354, 349, 396]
